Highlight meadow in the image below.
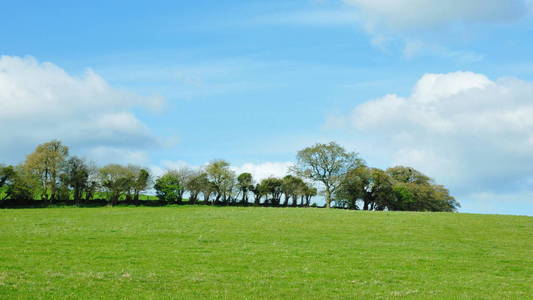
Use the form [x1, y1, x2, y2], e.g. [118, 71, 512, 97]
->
[0, 206, 531, 299]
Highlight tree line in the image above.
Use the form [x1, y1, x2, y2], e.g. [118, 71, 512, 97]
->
[0, 140, 459, 211]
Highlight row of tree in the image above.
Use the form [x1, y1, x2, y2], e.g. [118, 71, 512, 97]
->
[0, 140, 459, 211]
[0, 141, 152, 205]
[153, 161, 317, 207]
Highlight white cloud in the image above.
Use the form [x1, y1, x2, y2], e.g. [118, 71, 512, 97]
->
[149, 160, 293, 183]
[0, 55, 164, 164]
[232, 162, 294, 182]
[349, 71, 533, 198]
[342, 0, 529, 60]
[344, 0, 528, 31]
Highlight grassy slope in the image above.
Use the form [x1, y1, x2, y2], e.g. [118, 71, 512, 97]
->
[0, 207, 531, 299]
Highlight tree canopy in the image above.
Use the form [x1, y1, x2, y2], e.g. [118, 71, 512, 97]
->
[291, 142, 364, 208]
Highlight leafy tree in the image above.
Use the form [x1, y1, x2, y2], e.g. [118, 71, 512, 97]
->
[335, 166, 367, 209]
[260, 177, 283, 206]
[302, 184, 317, 207]
[237, 173, 253, 205]
[336, 166, 395, 210]
[63, 156, 89, 205]
[387, 166, 430, 185]
[98, 164, 133, 206]
[129, 166, 150, 203]
[292, 142, 363, 208]
[185, 171, 205, 204]
[387, 166, 459, 212]
[281, 175, 304, 207]
[205, 160, 236, 204]
[251, 182, 267, 206]
[23, 140, 69, 202]
[0, 165, 15, 192]
[4, 166, 38, 201]
[202, 179, 217, 204]
[366, 168, 394, 211]
[154, 171, 182, 203]
[173, 167, 196, 202]
[84, 162, 99, 202]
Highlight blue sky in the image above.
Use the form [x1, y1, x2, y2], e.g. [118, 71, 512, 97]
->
[1, 0, 533, 215]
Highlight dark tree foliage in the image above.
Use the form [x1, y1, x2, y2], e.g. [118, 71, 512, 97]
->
[260, 177, 283, 206]
[154, 171, 182, 203]
[63, 156, 89, 205]
[237, 173, 253, 205]
[0, 165, 15, 191]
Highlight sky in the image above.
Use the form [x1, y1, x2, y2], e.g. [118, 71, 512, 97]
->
[1, 0, 533, 215]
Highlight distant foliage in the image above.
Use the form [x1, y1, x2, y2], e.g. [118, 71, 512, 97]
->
[1, 140, 458, 212]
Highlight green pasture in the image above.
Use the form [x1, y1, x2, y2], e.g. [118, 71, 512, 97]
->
[0, 207, 531, 299]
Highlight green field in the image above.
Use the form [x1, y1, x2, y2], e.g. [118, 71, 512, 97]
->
[0, 207, 531, 299]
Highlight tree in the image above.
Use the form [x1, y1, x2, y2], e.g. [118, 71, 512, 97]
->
[387, 166, 430, 185]
[24, 140, 69, 202]
[205, 160, 236, 204]
[387, 166, 459, 212]
[365, 168, 394, 211]
[292, 142, 363, 208]
[84, 162, 99, 202]
[185, 171, 205, 204]
[4, 166, 38, 201]
[0, 165, 15, 190]
[260, 177, 283, 206]
[63, 156, 89, 205]
[128, 165, 150, 204]
[335, 166, 368, 210]
[251, 182, 267, 206]
[98, 164, 133, 206]
[302, 184, 317, 207]
[336, 166, 395, 210]
[237, 173, 253, 205]
[172, 167, 196, 202]
[154, 171, 182, 203]
[281, 175, 304, 207]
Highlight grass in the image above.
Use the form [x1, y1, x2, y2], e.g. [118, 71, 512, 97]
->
[0, 207, 531, 299]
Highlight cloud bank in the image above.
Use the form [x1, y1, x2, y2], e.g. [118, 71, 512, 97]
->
[0, 56, 163, 164]
[349, 71, 533, 206]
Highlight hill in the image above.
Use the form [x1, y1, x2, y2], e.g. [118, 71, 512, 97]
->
[0, 207, 531, 299]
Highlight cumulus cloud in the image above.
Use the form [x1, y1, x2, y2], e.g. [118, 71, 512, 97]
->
[0, 55, 164, 164]
[350, 71, 533, 198]
[231, 162, 293, 182]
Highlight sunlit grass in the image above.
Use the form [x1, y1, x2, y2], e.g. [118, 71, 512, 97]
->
[0, 207, 531, 299]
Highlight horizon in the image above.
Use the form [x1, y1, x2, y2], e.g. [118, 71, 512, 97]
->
[1, 0, 533, 215]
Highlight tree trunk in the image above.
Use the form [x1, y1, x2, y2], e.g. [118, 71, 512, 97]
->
[134, 191, 140, 206]
[283, 194, 289, 207]
[325, 189, 332, 208]
[241, 191, 246, 205]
